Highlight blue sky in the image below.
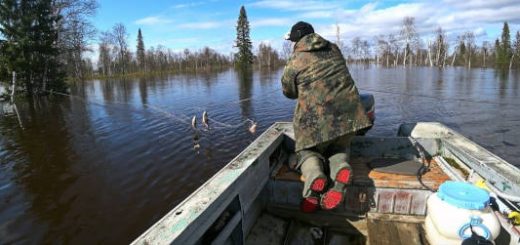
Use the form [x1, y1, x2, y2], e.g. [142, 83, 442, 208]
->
[92, 0, 520, 56]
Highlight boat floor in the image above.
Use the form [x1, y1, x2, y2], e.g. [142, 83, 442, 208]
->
[274, 157, 450, 191]
[246, 209, 428, 245]
[246, 157, 442, 244]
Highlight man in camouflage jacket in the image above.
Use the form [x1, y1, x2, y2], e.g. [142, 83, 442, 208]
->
[281, 21, 372, 212]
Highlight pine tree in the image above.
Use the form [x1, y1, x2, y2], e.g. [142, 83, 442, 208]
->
[497, 22, 511, 69]
[137, 28, 146, 71]
[0, 0, 66, 95]
[513, 31, 520, 69]
[234, 6, 253, 68]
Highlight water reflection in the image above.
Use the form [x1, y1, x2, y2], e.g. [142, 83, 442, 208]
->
[237, 68, 254, 119]
[138, 77, 148, 105]
[1, 97, 86, 243]
[1, 66, 520, 244]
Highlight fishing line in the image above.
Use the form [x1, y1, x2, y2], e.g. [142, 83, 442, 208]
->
[357, 87, 520, 106]
[46, 87, 273, 133]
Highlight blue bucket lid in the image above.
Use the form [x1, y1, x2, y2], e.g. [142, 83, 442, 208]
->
[437, 181, 490, 210]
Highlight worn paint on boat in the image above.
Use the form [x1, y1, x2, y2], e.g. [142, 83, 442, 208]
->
[132, 122, 520, 245]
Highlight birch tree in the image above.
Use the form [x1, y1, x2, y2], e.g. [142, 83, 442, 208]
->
[400, 17, 419, 66]
[432, 27, 448, 67]
[463, 32, 475, 69]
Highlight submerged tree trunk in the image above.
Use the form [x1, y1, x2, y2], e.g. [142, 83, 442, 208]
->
[403, 48, 408, 66]
[451, 50, 457, 66]
[10, 71, 16, 103]
[427, 41, 433, 67]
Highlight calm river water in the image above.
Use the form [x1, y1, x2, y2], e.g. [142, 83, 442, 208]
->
[1, 65, 519, 243]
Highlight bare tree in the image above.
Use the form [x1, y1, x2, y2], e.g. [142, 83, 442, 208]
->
[53, 0, 98, 79]
[98, 31, 113, 76]
[282, 41, 292, 60]
[111, 23, 129, 74]
[463, 32, 475, 68]
[350, 37, 362, 63]
[375, 35, 390, 66]
[361, 40, 370, 63]
[389, 34, 400, 66]
[335, 23, 345, 53]
[481, 41, 489, 68]
[432, 27, 448, 67]
[400, 17, 419, 66]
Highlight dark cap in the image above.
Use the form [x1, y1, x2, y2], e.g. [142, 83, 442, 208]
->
[285, 21, 314, 42]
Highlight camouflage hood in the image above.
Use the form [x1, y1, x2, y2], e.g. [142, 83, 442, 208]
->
[294, 33, 329, 52]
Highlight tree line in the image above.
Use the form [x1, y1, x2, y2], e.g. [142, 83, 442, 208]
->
[341, 18, 520, 70]
[2, 2, 518, 97]
[96, 6, 282, 77]
[0, 3, 281, 96]
[0, 0, 97, 95]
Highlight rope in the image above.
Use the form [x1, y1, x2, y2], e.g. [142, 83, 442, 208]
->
[409, 136, 436, 192]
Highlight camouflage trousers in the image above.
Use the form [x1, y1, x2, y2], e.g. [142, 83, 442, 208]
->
[296, 134, 354, 198]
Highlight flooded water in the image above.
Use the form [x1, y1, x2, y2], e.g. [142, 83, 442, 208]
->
[1, 66, 519, 243]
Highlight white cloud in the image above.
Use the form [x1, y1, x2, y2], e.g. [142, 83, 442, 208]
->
[177, 21, 229, 29]
[298, 10, 334, 19]
[134, 16, 173, 26]
[132, 0, 520, 54]
[314, 0, 520, 45]
[251, 18, 293, 28]
[250, 0, 340, 12]
[172, 2, 205, 9]
[442, 0, 519, 9]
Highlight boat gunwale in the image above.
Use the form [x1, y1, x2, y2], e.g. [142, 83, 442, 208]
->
[131, 122, 289, 244]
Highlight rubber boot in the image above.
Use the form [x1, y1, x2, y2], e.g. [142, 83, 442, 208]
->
[321, 153, 351, 210]
[300, 156, 327, 213]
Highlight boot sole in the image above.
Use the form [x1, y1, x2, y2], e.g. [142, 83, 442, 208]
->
[321, 167, 351, 210]
[321, 189, 344, 210]
[301, 196, 319, 213]
[310, 177, 327, 193]
[335, 168, 351, 184]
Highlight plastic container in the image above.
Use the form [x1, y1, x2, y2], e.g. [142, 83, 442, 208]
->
[425, 181, 500, 245]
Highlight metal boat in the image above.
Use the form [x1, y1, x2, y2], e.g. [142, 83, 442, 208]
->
[132, 122, 520, 245]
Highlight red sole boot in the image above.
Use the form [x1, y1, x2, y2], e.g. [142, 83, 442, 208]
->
[321, 168, 351, 210]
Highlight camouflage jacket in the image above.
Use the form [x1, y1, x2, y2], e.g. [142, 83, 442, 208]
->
[281, 33, 372, 151]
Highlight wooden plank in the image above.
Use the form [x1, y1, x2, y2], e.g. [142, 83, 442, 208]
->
[367, 219, 425, 245]
[367, 213, 425, 224]
[351, 157, 450, 190]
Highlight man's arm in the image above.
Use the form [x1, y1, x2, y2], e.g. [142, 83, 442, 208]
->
[281, 61, 299, 99]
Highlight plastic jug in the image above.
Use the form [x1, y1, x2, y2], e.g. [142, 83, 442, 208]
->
[425, 181, 500, 245]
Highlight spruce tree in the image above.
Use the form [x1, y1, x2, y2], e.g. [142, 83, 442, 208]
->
[234, 6, 253, 68]
[514, 31, 520, 69]
[0, 0, 65, 95]
[495, 38, 501, 66]
[497, 22, 511, 69]
[137, 28, 146, 71]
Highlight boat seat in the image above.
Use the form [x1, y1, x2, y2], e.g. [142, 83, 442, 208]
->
[273, 157, 450, 190]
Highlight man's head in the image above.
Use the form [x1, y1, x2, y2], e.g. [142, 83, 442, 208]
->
[285, 21, 314, 42]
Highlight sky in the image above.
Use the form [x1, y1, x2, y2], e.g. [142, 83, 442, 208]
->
[92, 0, 520, 56]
